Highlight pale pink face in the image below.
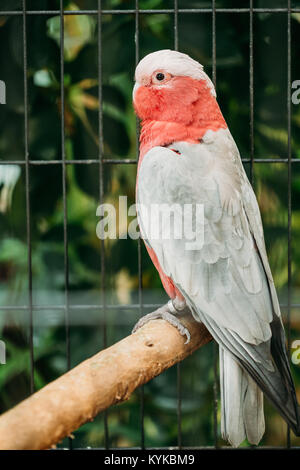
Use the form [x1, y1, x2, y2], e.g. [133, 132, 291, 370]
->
[134, 74, 206, 124]
[134, 69, 173, 88]
[133, 50, 216, 124]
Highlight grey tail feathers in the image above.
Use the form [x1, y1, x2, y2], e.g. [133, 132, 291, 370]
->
[219, 347, 265, 447]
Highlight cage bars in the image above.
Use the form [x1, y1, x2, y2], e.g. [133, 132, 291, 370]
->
[1, 0, 295, 450]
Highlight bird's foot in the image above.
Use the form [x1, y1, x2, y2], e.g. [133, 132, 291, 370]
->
[132, 300, 191, 344]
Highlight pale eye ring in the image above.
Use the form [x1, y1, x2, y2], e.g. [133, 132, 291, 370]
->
[156, 72, 165, 81]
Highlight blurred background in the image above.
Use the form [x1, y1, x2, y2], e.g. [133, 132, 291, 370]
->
[0, 0, 300, 449]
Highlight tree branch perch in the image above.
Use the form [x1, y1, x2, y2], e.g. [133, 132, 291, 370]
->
[0, 307, 212, 450]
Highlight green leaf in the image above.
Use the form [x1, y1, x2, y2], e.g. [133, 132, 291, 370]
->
[47, 4, 96, 62]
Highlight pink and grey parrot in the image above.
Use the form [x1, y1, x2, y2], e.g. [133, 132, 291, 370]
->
[132, 49, 300, 447]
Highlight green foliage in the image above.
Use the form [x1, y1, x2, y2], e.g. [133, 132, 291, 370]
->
[0, 0, 300, 448]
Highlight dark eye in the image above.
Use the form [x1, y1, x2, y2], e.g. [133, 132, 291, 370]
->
[156, 73, 165, 81]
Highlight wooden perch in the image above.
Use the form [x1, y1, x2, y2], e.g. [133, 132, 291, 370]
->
[0, 307, 212, 450]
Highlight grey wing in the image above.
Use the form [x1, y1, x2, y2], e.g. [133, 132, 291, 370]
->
[137, 133, 300, 433]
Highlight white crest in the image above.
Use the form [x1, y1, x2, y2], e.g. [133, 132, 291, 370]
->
[135, 49, 216, 97]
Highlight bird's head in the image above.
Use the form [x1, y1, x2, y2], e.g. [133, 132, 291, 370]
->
[133, 49, 217, 124]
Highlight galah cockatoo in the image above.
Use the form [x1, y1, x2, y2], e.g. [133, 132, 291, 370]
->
[132, 49, 300, 447]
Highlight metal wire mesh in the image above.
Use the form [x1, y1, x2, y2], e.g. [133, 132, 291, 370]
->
[0, 0, 297, 449]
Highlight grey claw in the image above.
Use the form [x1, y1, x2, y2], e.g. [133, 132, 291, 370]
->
[132, 307, 191, 344]
[131, 310, 164, 334]
[161, 311, 191, 344]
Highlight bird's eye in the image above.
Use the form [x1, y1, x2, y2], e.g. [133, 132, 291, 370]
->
[151, 71, 171, 85]
[156, 73, 165, 81]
